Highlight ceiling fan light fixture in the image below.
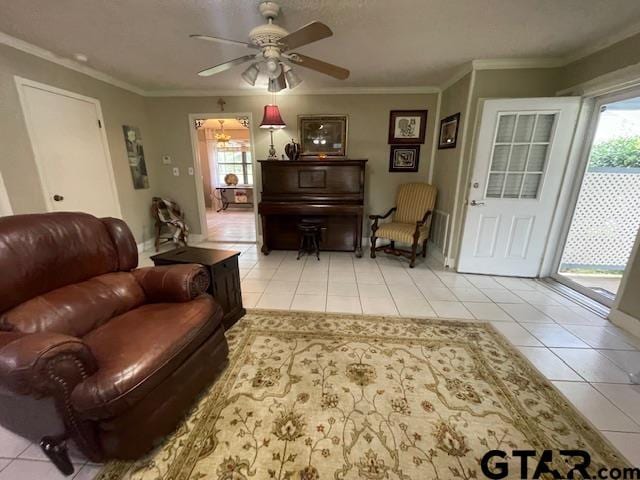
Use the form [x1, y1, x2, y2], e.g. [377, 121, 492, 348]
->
[268, 74, 286, 93]
[283, 64, 303, 89]
[241, 63, 260, 86]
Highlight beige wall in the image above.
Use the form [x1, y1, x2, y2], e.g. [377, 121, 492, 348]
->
[432, 74, 471, 220]
[0, 44, 157, 243]
[559, 32, 640, 91]
[144, 93, 438, 235]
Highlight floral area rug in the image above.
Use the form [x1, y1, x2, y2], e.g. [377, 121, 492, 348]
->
[98, 310, 628, 479]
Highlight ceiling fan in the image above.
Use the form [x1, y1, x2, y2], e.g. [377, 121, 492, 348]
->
[190, 1, 350, 92]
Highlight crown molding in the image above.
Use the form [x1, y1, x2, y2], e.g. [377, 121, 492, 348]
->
[439, 62, 473, 91]
[563, 20, 640, 65]
[0, 31, 145, 95]
[143, 85, 441, 97]
[472, 58, 566, 70]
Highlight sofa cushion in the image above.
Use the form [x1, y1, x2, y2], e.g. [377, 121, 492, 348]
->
[0, 212, 122, 314]
[71, 295, 222, 419]
[0, 273, 145, 337]
[376, 222, 427, 244]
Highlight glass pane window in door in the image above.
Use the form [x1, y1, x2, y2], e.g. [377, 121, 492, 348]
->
[509, 145, 529, 171]
[486, 173, 505, 198]
[533, 114, 556, 142]
[527, 145, 548, 172]
[503, 174, 524, 198]
[491, 145, 510, 171]
[496, 115, 516, 143]
[485, 112, 556, 199]
[521, 174, 542, 198]
[514, 114, 536, 142]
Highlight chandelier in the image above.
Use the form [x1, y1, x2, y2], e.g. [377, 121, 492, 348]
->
[215, 120, 232, 146]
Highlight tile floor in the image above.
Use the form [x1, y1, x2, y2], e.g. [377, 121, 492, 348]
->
[2, 242, 639, 478]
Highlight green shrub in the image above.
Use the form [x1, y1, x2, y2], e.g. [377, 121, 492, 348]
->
[589, 136, 640, 168]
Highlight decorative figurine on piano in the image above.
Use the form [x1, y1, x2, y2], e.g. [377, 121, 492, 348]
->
[284, 139, 301, 161]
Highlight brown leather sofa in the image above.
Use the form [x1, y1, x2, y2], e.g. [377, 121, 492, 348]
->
[0, 212, 229, 475]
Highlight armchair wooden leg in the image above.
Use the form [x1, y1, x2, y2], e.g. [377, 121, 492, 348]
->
[154, 224, 161, 252]
[41, 435, 74, 476]
[410, 241, 418, 268]
[370, 236, 377, 258]
[422, 239, 428, 258]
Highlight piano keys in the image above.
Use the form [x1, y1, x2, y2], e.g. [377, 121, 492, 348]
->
[258, 159, 367, 257]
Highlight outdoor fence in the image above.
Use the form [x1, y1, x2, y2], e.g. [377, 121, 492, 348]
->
[560, 167, 640, 270]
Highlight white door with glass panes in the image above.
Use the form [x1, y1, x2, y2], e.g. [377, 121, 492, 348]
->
[457, 97, 580, 276]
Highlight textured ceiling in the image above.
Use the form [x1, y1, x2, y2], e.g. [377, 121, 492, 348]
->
[2, 0, 640, 92]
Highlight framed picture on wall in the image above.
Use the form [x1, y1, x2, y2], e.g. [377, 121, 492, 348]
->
[298, 115, 348, 157]
[389, 145, 420, 172]
[122, 125, 149, 189]
[388, 110, 428, 144]
[438, 113, 461, 149]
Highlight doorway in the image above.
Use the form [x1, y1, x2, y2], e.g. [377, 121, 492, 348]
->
[15, 77, 121, 218]
[191, 115, 257, 243]
[554, 93, 640, 306]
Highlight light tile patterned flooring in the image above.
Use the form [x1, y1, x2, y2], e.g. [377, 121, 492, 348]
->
[2, 242, 639, 478]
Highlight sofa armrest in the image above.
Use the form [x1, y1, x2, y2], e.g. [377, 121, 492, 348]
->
[133, 264, 210, 303]
[0, 331, 97, 398]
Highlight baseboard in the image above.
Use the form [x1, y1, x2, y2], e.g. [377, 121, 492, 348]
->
[136, 239, 155, 253]
[608, 308, 640, 339]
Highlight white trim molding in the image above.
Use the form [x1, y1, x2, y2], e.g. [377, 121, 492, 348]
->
[472, 58, 565, 70]
[145, 86, 440, 97]
[608, 308, 640, 340]
[0, 31, 145, 95]
[0, 171, 13, 216]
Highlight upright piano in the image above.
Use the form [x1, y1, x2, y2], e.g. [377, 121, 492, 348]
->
[258, 159, 367, 256]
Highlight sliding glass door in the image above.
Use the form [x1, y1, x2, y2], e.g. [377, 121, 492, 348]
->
[554, 93, 640, 306]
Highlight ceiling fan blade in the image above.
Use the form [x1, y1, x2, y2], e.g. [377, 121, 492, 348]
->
[288, 53, 350, 80]
[279, 21, 333, 50]
[190, 34, 258, 49]
[197, 55, 256, 77]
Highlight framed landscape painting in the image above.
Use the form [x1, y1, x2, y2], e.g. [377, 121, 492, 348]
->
[298, 115, 348, 157]
[388, 110, 428, 144]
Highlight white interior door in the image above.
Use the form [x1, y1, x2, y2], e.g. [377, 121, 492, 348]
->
[458, 97, 580, 276]
[17, 79, 121, 218]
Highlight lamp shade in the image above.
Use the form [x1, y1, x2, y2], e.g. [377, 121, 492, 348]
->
[259, 105, 286, 129]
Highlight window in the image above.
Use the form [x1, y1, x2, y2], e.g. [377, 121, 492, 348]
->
[486, 113, 556, 199]
[216, 148, 253, 185]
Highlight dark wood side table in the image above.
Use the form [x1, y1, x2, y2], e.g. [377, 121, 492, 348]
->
[150, 246, 245, 329]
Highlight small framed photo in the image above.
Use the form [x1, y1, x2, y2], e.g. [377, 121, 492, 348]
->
[298, 115, 348, 157]
[388, 110, 428, 144]
[438, 113, 461, 149]
[389, 145, 420, 172]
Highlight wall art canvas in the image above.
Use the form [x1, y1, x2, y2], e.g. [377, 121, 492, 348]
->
[123, 125, 149, 189]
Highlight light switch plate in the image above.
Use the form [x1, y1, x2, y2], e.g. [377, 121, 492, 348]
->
[188, 167, 194, 176]
[172, 167, 180, 176]
[161, 154, 172, 165]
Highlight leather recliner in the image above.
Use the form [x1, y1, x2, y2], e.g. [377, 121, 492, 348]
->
[0, 212, 229, 474]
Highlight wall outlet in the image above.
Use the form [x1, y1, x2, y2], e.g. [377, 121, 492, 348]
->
[188, 167, 194, 176]
[172, 167, 180, 176]
[161, 154, 172, 165]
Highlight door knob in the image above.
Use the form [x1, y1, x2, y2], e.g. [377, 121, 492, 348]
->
[470, 200, 485, 206]
[53, 194, 64, 202]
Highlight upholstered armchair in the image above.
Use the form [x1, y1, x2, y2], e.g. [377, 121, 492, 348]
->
[369, 183, 437, 267]
[0, 212, 228, 475]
